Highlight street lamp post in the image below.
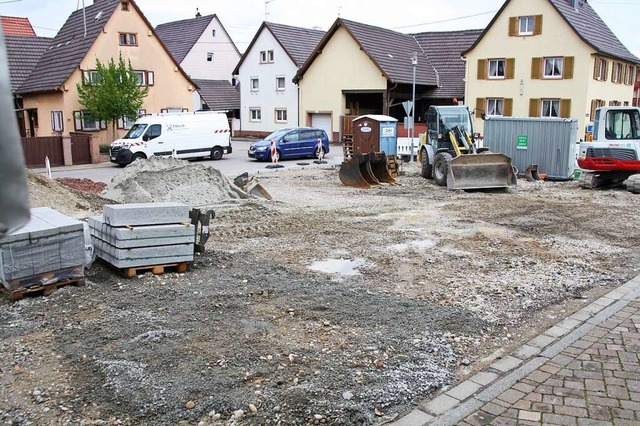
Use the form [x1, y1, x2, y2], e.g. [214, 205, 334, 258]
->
[411, 52, 418, 161]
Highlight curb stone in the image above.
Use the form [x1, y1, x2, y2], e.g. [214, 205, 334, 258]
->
[387, 274, 640, 426]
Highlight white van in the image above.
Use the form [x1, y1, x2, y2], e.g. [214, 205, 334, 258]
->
[109, 112, 232, 166]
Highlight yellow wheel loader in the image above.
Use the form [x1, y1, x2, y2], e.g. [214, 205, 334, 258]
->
[418, 106, 517, 190]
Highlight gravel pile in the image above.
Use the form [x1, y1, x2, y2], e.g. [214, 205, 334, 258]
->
[101, 157, 250, 208]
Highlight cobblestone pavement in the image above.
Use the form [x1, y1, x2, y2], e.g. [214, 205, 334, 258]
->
[390, 275, 640, 426]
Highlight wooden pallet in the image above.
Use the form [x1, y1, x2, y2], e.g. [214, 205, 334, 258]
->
[121, 262, 188, 279]
[2, 266, 86, 301]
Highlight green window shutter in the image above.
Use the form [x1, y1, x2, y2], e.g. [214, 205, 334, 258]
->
[506, 58, 515, 79]
[477, 59, 487, 80]
[534, 15, 543, 35]
[476, 98, 486, 115]
[563, 57, 574, 79]
[531, 57, 542, 79]
[529, 99, 540, 117]
[560, 99, 571, 118]
[504, 98, 513, 117]
[509, 17, 518, 36]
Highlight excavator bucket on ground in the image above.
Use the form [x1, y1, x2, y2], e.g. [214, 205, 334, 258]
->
[447, 153, 517, 190]
[339, 152, 397, 189]
[368, 152, 396, 185]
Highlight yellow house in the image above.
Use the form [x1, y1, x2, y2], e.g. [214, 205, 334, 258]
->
[17, 0, 196, 146]
[463, 0, 640, 138]
[294, 18, 481, 141]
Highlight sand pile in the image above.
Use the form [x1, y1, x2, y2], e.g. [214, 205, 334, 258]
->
[27, 171, 111, 218]
[101, 157, 249, 208]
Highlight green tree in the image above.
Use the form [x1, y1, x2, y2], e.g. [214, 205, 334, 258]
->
[77, 53, 148, 141]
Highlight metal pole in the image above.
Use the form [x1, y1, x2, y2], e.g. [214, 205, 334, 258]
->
[411, 54, 417, 161]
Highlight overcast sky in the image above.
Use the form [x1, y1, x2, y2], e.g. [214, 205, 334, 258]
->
[2, 0, 639, 57]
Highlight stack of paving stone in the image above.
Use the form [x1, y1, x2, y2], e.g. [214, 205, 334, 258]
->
[1, 207, 85, 298]
[89, 203, 195, 273]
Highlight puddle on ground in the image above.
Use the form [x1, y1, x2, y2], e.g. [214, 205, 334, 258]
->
[389, 239, 436, 252]
[308, 258, 368, 276]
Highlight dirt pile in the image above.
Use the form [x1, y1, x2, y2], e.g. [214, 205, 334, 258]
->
[101, 157, 249, 208]
[56, 178, 107, 194]
[27, 172, 111, 219]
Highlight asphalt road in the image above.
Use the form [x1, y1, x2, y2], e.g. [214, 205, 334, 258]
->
[36, 140, 342, 184]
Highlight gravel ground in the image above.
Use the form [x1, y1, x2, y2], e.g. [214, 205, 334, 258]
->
[2, 162, 639, 425]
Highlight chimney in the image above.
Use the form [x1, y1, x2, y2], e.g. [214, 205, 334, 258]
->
[195, 8, 201, 18]
[572, 0, 579, 11]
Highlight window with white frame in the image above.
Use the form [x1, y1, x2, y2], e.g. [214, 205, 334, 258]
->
[488, 59, 505, 79]
[612, 62, 623, 83]
[595, 58, 607, 81]
[259, 50, 274, 63]
[275, 108, 287, 123]
[541, 99, 560, 117]
[626, 65, 635, 85]
[51, 111, 63, 132]
[250, 108, 261, 122]
[133, 71, 146, 86]
[487, 98, 504, 116]
[207, 52, 214, 62]
[250, 77, 259, 91]
[117, 116, 134, 130]
[276, 76, 286, 91]
[544, 57, 563, 78]
[519, 16, 534, 35]
[73, 110, 102, 131]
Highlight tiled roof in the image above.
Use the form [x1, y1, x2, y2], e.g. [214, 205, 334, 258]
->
[295, 18, 438, 86]
[5, 35, 52, 92]
[463, 0, 640, 65]
[17, 0, 120, 94]
[193, 79, 239, 111]
[232, 22, 325, 75]
[1, 16, 36, 36]
[413, 29, 483, 98]
[549, 0, 639, 64]
[155, 14, 215, 64]
[264, 22, 325, 66]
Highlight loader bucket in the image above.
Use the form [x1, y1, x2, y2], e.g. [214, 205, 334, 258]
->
[369, 152, 396, 185]
[447, 153, 517, 190]
[339, 153, 379, 189]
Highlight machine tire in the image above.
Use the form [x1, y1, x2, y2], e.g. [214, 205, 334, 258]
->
[626, 174, 640, 194]
[433, 152, 453, 187]
[211, 147, 223, 161]
[420, 149, 432, 179]
[131, 152, 146, 163]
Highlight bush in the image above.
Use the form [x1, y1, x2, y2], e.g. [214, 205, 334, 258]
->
[99, 143, 110, 154]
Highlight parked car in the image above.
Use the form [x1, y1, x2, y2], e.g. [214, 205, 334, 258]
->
[248, 127, 329, 161]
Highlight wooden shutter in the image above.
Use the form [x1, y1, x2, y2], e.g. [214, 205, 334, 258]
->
[533, 15, 543, 35]
[73, 111, 82, 131]
[147, 71, 155, 86]
[529, 99, 540, 117]
[476, 98, 486, 115]
[477, 59, 487, 80]
[563, 57, 574, 79]
[590, 100, 597, 120]
[506, 58, 515, 79]
[531, 57, 542, 79]
[504, 98, 513, 117]
[508, 17, 518, 36]
[560, 99, 571, 118]
[604, 60, 609, 81]
[593, 57, 599, 80]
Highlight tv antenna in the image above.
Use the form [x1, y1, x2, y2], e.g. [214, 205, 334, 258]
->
[265, 0, 275, 21]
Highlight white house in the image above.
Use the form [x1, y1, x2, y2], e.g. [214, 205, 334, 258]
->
[156, 12, 241, 113]
[232, 22, 325, 137]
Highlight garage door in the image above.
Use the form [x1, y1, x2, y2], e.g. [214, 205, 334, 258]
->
[311, 113, 332, 141]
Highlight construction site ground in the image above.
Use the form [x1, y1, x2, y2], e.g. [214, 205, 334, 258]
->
[1, 162, 639, 426]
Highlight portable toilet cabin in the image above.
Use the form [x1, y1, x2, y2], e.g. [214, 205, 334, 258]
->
[352, 115, 398, 156]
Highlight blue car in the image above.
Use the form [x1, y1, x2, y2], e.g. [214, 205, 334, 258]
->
[248, 127, 330, 161]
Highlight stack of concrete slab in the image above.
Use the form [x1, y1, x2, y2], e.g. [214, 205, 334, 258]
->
[1, 207, 85, 293]
[89, 203, 195, 269]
